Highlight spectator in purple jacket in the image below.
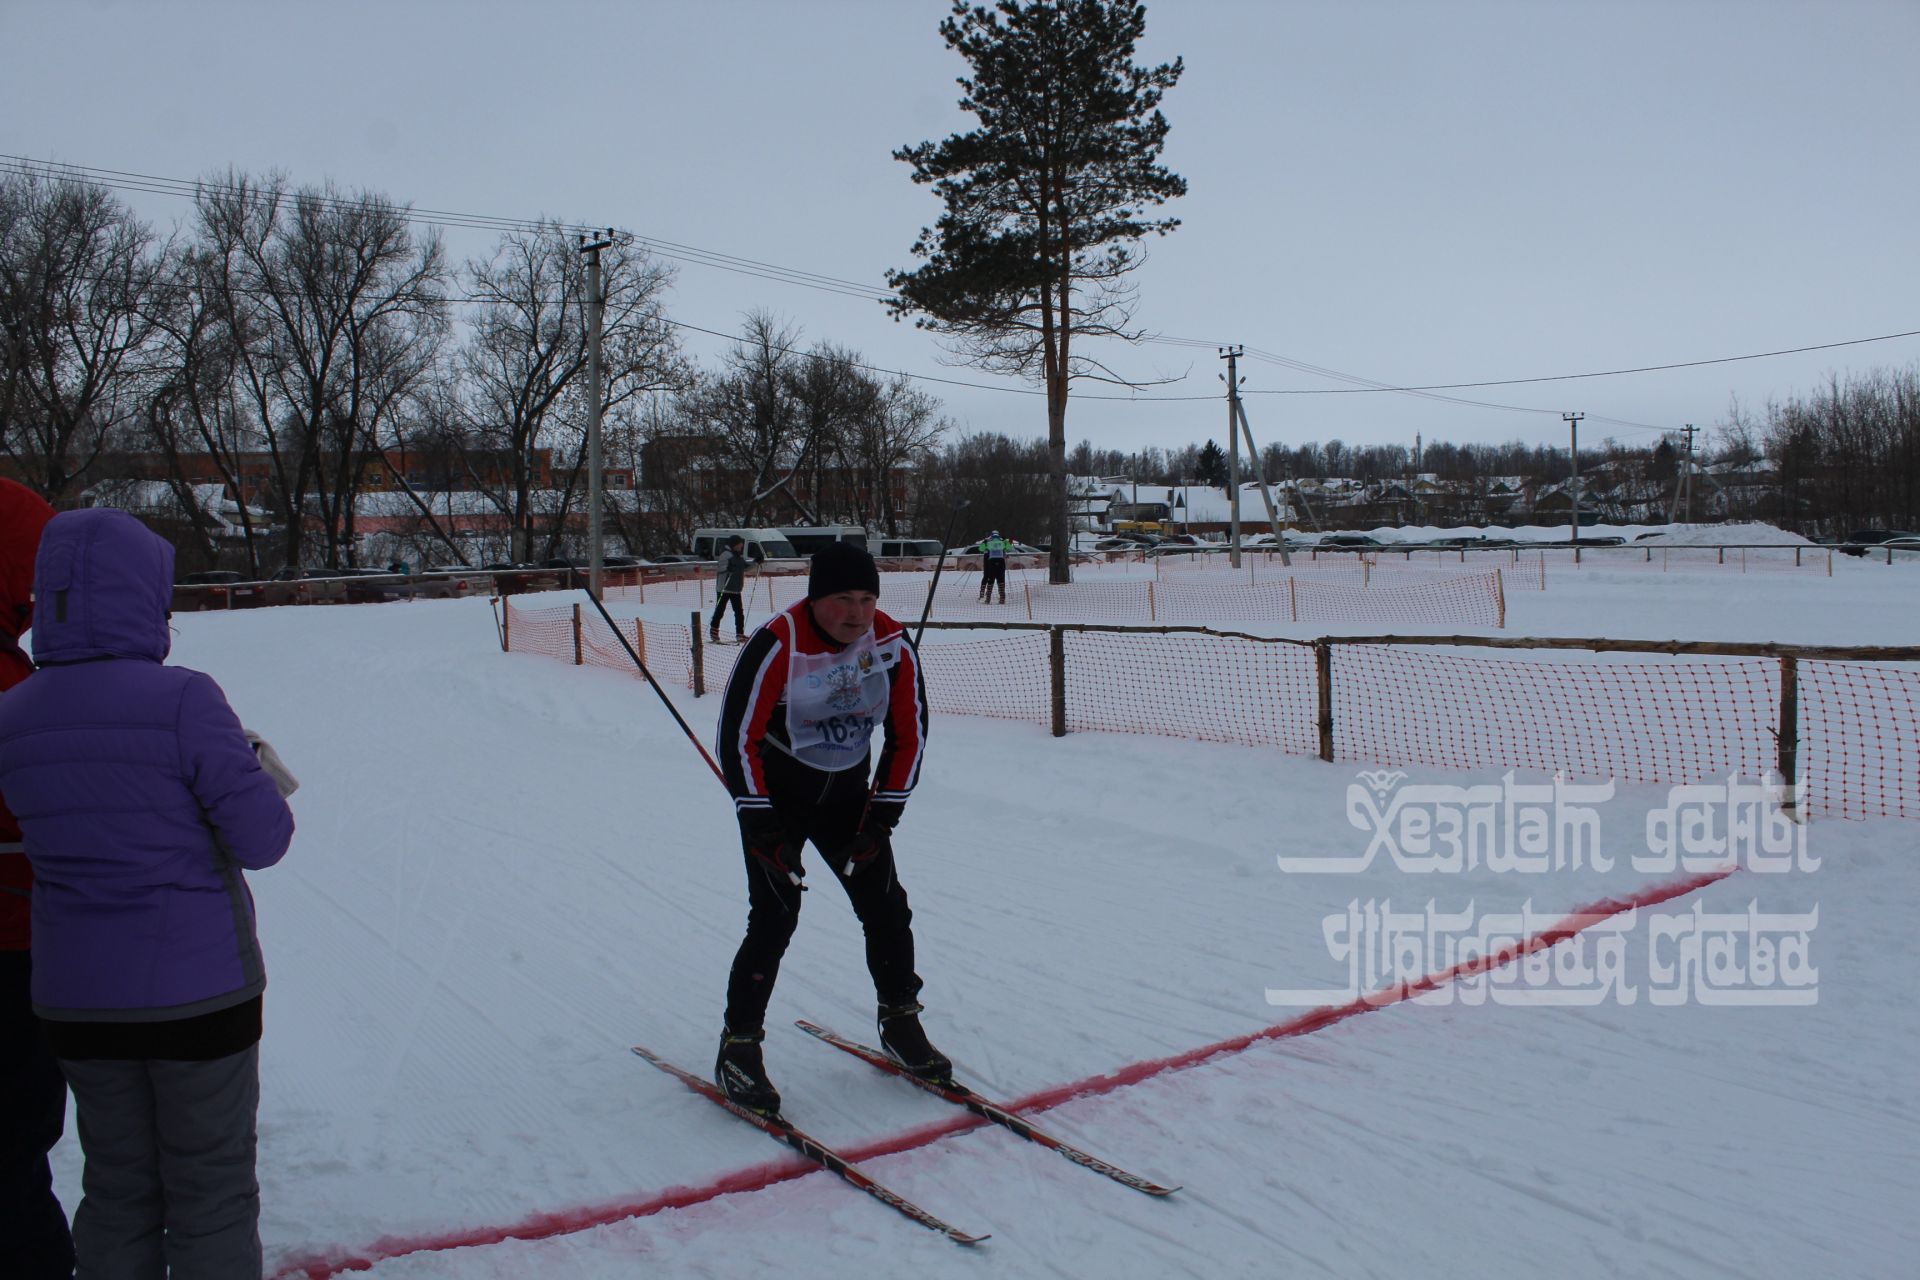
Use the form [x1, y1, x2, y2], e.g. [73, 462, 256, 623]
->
[0, 509, 295, 1280]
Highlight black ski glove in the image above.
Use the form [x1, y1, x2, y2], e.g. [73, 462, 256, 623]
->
[738, 809, 803, 887]
[865, 800, 904, 835]
[839, 800, 904, 878]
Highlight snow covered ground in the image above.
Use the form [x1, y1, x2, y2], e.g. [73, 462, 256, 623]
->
[38, 561, 1919, 1277]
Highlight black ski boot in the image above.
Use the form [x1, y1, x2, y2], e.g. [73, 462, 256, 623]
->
[877, 1002, 953, 1083]
[715, 1027, 781, 1116]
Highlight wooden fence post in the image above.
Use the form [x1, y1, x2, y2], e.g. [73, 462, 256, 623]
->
[1289, 576, 1298, 623]
[1495, 568, 1506, 629]
[572, 603, 583, 665]
[1025, 582, 1033, 621]
[500, 598, 511, 652]
[1049, 626, 1067, 738]
[1778, 655, 1799, 816]
[635, 618, 647, 667]
[1315, 640, 1334, 762]
[1147, 580, 1156, 622]
[690, 610, 705, 697]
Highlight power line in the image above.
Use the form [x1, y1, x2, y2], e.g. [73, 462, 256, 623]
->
[8, 153, 1916, 426]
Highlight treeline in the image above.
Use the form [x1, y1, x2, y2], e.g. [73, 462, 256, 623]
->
[0, 168, 959, 571]
[1070, 435, 1688, 491]
[1730, 365, 1920, 535]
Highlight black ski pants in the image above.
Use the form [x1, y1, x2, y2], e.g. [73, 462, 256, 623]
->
[0, 950, 74, 1279]
[979, 558, 1006, 601]
[724, 753, 922, 1032]
[710, 591, 744, 636]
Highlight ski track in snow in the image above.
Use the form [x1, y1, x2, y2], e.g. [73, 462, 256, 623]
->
[34, 562, 1916, 1278]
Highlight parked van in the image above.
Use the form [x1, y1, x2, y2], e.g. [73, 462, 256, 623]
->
[690, 528, 800, 563]
[779, 525, 868, 557]
[868, 537, 944, 558]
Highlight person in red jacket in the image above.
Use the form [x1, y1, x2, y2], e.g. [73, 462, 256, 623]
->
[711, 542, 945, 1115]
[0, 477, 69, 1279]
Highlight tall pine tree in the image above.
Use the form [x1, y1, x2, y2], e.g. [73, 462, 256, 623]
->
[888, 0, 1185, 581]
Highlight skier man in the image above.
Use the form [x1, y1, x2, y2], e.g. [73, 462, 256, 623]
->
[712, 541, 948, 1114]
[977, 531, 1009, 604]
[709, 534, 748, 643]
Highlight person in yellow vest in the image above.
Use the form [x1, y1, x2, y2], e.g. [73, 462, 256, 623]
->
[976, 532, 1009, 604]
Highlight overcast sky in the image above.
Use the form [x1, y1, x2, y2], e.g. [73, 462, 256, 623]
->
[4, 0, 1916, 462]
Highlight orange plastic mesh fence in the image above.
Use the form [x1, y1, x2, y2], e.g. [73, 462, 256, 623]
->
[500, 600, 1917, 819]
[1801, 660, 1920, 820]
[1059, 630, 1317, 751]
[508, 605, 577, 665]
[935, 568, 1503, 626]
[604, 563, 1511, 624]
[1332, 646, 1780, 787]
[918, 633, 1053, 724]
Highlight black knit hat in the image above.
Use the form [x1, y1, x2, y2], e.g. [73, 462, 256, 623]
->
[808, 542, 880, 599]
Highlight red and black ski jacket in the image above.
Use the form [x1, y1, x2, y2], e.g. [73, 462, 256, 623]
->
[716, 600, 927, 821]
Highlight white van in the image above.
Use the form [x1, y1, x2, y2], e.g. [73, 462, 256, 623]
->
[690, 528, 801, 563]
[779, 525, 869, 557]
[868, 537, 944, 558]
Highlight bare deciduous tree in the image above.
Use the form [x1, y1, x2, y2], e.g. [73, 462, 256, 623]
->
[0, 169, 167, 504]
[193, 171, 449, 568]
[455, 224, 682, 560]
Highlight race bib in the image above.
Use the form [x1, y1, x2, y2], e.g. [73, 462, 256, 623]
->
[784, 631, 892, 771]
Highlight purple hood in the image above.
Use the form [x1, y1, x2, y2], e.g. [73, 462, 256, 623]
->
[32, 507, 174, 665]
[0, 509, 294, 1020]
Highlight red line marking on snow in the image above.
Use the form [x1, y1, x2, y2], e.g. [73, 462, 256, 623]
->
[270, 866, 1732, 1277]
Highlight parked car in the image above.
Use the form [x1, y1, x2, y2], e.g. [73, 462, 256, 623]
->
[1840, 529, 1917, 556]
[172, 570, 265, 611]
[1318, 534, 1382, 550]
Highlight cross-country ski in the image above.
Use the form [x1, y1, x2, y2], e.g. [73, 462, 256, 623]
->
[632, 1046, 988, 1246]
[796, 1019, 1180, 1196]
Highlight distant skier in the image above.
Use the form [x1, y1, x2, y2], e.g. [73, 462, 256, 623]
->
[710, 534, 748, 643]
[711, 541, 947, 1114]
[977, 531, 1009, 604]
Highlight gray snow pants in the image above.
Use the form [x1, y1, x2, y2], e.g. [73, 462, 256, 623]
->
[59, 1045, 262, 1280]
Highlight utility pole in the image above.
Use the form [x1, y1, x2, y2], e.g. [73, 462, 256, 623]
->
[1221, 346, 1243, 567]
[1563, 411, 1585, 547]
[1230, 395, 1293, 566]
[579, 229, 614, 600]
[1681, 423, 1696, 524]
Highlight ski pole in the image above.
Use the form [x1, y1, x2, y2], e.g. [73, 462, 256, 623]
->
[913, 499, 971, 647]
[581, 588, 727, 787]
[841, 502, 971, 881]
